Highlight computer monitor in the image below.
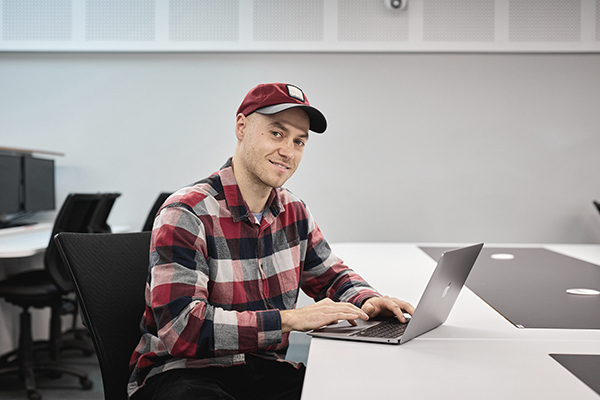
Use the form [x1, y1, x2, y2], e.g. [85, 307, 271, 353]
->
[0, 153, 22, 216]
[0, 153, 56, 228]
[23, 156, 55, 213]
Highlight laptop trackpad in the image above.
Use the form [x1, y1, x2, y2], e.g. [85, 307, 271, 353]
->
[313, 319, 379, 334]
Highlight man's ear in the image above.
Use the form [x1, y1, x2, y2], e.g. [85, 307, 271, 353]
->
[235, 113, 248, 141]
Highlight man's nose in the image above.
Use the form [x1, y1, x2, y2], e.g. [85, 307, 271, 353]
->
[278, 139, 295, 159]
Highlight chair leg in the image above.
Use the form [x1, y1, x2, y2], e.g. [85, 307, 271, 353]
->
[19, 307, 39, 400]
[0, 300, 95, 369]
[56, 299, 95, 357]
[0, 307, 41, 400]
[0, 305, 94, 400]
[49, 303, 61, 362]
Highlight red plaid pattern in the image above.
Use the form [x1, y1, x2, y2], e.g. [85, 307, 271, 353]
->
[128, 158, 380, 396]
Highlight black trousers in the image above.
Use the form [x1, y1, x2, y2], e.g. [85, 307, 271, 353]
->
[131, 355, 306, 400]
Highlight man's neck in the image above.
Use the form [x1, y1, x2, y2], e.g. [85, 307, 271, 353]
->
[231, 159, 271, 214]
[242, 188, 270, 214]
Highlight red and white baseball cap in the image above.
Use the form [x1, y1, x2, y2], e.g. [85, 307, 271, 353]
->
[236, 83, 327, 133]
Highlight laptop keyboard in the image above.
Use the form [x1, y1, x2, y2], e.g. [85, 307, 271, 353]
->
[351, 318, 409, 338]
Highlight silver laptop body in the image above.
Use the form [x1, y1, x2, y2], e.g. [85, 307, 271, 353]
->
[308, 243, 483, 344]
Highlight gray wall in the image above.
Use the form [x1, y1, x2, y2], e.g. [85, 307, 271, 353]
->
[2, 52, 600, 244]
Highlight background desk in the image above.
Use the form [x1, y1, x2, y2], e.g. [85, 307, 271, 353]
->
[0, 224, 53, 355]
[301, 243, 600, 399]
[0, 223, 53, 258]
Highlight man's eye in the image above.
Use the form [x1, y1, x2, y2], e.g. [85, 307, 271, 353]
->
[272, 131, 282, 137]
[295, 140, 306, 147]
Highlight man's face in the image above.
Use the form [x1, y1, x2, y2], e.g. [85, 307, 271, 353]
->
[235, 107, 310, 191]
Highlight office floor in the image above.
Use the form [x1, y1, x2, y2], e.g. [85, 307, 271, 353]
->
[0, 348, 104, 400]
[0, 333, 311, 400]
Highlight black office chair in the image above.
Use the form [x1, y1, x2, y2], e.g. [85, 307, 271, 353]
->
[142, 192, 171, 231]
[88, 193, 121, 233]
[61, 192, 121, 345]
[594, 200, 600, 215]
[55, 232, 151, 400]
[0, 193, 102, 400]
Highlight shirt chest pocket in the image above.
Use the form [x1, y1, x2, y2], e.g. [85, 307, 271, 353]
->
[262, 234, 303, 290]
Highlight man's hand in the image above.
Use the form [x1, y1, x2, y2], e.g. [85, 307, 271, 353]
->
[280, 298, 369, 333]
[361, 296, 415, 323]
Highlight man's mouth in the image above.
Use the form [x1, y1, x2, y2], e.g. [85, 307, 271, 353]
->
[270, 160, 290, 170]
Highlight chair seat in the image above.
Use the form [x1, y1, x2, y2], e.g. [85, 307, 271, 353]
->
[0, 270, 62, 308]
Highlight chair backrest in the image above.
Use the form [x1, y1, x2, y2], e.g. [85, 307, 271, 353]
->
[55, 231, 151, 400]
[142, 192, 171, 231]
[88, 192, 121, 233]
[45, 193, 104, 293]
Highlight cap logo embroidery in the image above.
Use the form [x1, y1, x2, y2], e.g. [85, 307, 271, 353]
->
[286, 85, 305, 102]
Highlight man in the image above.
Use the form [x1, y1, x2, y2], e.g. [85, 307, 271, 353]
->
[129, 83, 414, 400]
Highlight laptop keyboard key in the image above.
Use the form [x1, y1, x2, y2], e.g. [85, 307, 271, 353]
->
[351, 319, 408, 338]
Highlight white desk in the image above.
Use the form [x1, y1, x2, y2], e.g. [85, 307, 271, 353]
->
[0, 223, 53, 258]
[303, 338, 600, 399]
[0, 222, 128, 259]
[301, 243, 600, 399]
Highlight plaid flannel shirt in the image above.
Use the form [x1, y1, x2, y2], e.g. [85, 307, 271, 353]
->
[128, 158, 381, 396]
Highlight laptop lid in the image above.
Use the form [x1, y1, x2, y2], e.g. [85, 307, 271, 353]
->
[308, 243, 483, 344]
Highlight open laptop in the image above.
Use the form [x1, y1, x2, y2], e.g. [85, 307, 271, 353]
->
[308, 243, 483, 344]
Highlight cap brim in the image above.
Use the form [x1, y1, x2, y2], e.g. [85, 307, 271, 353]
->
[255, 103, 327, 134]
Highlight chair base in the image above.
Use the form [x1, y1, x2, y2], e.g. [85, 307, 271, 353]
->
[0, 305, 93, 400]
[59, 326, 96, 357]
[0, 295, 95, 371]
[0, 361, 93, 400]
[0, 337, 94, 367]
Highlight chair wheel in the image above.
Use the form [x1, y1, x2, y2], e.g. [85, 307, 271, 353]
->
[27, 389, 42, 400]
[80, 377, 93, 390]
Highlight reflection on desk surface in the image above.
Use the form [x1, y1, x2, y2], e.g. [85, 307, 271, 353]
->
[551, 354, 600, 396]
[420, 246, 600, 330]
